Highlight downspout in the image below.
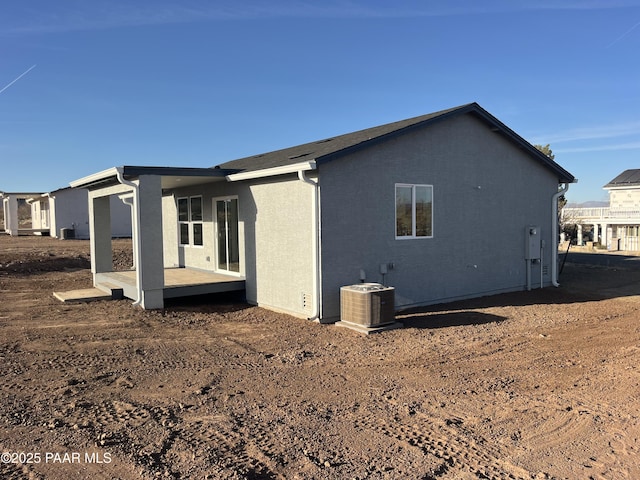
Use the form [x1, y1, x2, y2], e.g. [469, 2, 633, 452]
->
[551, 182, 570, 287]
[116, 167, 143, 306]
[298, 169, 321, 321]
[119, 194, 136, 270]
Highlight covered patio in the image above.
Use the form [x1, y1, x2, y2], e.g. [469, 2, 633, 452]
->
[1, 191, 47, 236]
[70, 166, 242, 309]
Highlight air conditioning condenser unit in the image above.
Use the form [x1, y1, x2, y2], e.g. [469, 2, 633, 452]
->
[339, 283, 397, 333]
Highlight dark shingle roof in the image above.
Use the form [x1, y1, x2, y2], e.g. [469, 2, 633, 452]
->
[604, 169, 640, 188]
[215, 102, 575, 183]
[215, 104, 466, 172]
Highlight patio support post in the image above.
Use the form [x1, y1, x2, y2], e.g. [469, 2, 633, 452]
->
[1, 198, 6, 232]
[577, 224, 583, 246]
[89, 194, 113, 275]
[5, 196, 19, 236]
[48, 195, 57, 238]
[593, 224, 599, 246]
[136, 175, 164, 309]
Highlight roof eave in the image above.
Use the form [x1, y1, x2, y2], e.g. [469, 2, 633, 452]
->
[70, 167, 121, 189]
[70, 165, 236, 190]
[604, 183, 640, 190]
[226, 160, 316, 182]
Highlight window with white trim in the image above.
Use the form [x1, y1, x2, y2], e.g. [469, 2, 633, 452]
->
[395, 184, 433, 239]
[177, 196, 203, 246]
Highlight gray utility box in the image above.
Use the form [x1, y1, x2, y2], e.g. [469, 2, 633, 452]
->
[340, 283, 395, 328]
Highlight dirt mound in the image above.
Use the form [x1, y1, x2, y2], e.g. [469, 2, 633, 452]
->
[1, 235, 640, 479]
[0, 237, 133, 274]
[0, 252, 90, 274]
[112, 243, 134, 271]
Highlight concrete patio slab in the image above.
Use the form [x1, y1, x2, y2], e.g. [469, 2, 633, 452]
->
[53, 288, 113, 303]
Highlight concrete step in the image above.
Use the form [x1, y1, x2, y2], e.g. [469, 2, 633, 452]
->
[95, 282, 124, 300]
[53, 288, 113, 303]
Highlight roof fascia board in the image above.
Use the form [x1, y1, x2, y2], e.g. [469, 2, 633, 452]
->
[26, 194, 47, 203]
[0, 192, 46, 197]
[120, 166, 234, 177]
[604, 185, 640, 190]
[226, 160, 316, 182]
[70, 165, 235, 189]
[70, 167, 120, 189]
[47, 186, 76, 195]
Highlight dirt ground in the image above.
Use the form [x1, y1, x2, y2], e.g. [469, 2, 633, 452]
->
[1, 236, 640, 479]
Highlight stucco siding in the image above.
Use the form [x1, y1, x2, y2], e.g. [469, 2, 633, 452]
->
[244, 176, 315, 318]
[30, 201, 46, 230]
[162, 194, 179, 267]
[319, 113, 560, 320]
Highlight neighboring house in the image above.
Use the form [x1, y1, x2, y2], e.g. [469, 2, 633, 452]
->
[70, 103, 575, 322]
[562, 169, 640, 250]
[2, 188, 132, 238]
[1, 192, 45, 236]
[27, 187, 132, 239]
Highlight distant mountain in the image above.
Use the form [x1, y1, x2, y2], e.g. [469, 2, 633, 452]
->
[565, 201, 609, 208]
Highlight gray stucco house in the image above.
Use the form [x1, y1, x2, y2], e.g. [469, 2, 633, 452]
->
[2, 188, 131, 238]
[70, 103, 575, 321]
[27, 187, 132, 239]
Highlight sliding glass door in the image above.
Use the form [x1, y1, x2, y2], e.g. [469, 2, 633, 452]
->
[215, 198, 239, 274]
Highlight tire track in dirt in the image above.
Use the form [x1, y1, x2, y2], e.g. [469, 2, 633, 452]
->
[62, 399, 183, 477]
[150, 340, 215, 372]
[34, 352, 123, 371]
[351, 392, 534, 480]
[519, 403, 594, 450]
[171, 412, 282, 479]
[62, 399, 154, 434]
[0, 460, 40, 480]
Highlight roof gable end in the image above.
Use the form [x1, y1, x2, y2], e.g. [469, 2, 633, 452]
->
[215, 103, 575, 183]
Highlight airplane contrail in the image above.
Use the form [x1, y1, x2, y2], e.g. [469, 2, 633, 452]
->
[0, 64, 37, 95]
[606, 21, 640, 49]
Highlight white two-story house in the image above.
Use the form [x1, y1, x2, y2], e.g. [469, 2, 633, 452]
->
[562, 169, 640, 250]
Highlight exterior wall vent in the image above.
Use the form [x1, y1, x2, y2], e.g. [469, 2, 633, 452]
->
[301, 292, 312, 311]
[340, 283, 395, 328]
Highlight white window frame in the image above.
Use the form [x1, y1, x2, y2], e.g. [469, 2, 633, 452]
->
[213, 196, 241, 275]
[177, 195, 204, 247]
[395, 183, 433, 240]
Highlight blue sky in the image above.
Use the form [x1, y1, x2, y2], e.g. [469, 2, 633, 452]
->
[1, 0, 639, 204]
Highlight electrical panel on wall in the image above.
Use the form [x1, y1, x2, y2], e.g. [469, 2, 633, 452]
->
[525, 225, 541, 260]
